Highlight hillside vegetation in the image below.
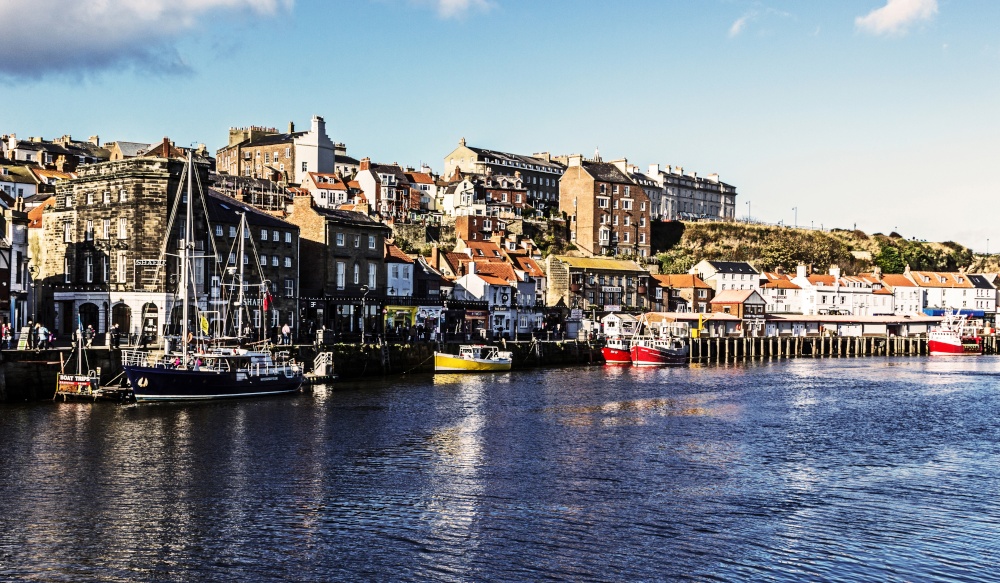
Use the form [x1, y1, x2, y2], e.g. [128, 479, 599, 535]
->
[653, 222, 978, 275]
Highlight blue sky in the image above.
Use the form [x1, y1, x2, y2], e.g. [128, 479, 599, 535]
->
[3, 0, 998, 250]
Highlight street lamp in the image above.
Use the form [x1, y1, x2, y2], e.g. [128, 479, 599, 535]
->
[745, 200, 751, 223]
[792, 207, 797, 228]
[360, 284, 369, 344]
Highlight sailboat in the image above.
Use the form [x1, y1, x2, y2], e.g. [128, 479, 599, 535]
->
[122, 152, 303, 401]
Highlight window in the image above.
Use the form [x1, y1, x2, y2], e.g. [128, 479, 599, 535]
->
[228, 252, 235, 264]
[118, 218, 127, 239]
[260, 254, 268, 267]
[116, 251, 127, 282]
[368, 235, 376, 249]
[624, 186, 630, 196]
[272, 256, 278, 267]
[284, 256, 291, 268]
[229, 226, 237, 238]
[103, 191, 110, 204]
[285, 278, 294, 297]
[273, 230, 278, 242]
[85, 254, 93, 282]
[65, 195, 73, 208]
[622, 200, 632, 210]
[64, 222, 72, 243]
[353, 263, 360, 285]
[261, 229, 268, 241]
[336, 233, 345, 246]
[354, 234, 360, 248]
[86, 192, 94, 205]
[243, 226, 249, 239]
[613, 185, 619, 194]
[215, 225, 223, 237]
[64, 257, 71, 283]
[302, 161, 308, 172]
[119, 189, 127, 202]
[368, 262, 377, 288]
[598, 197, 609, 209]
[243, 253, 249, 265]
[285, 232, 292, 244]
[336, 261, 346, 289]
[285, 147, 290, 158]
[85, 220, 93, 241]
[600, 184, 607, 194]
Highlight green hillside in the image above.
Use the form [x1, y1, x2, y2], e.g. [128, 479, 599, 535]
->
[653, 221, 979, 275]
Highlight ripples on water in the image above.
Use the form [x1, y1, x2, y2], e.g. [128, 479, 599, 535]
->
[3, 357, 1000, 581]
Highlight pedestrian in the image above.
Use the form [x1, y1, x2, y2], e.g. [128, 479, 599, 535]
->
[36, 324, 48, 350]
[1, 323, 10, 350]
[47, 331, 55, 349]
[281, 322, 291, 345]
[110, 323, 121, 349]
[85, 325, 95, 348]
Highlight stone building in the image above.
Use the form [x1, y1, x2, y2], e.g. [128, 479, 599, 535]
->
[646, 164, 737, 221]
[545, 255, 651, 313]
[559, 155, 652, 258]
[443, 138, 565, 214]
[215, 116, 334, 184]
[42, 147, 210, 339]
[283, 193, 392, 338]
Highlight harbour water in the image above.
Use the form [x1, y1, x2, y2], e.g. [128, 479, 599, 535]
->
[3, 357, 1000, 582]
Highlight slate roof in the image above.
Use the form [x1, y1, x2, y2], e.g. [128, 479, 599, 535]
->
[706, 260, 758, 274]
[583, 161, 635, 185]
[311, 205, 390, 230]
[467, 146, 564, 172]
[206, 189, 296, 229]
[236, 131, 306, 147]
[110, 141, 151, 157]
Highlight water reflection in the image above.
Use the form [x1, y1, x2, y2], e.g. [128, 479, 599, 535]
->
[4, 357, 1000, 581]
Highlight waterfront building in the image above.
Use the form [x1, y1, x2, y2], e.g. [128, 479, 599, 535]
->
[692, 260, 760, 293]
[385, 243, 414, 298]
[759, 271, 803, 314]
[443, 138, 565, 214]
[0, 197, 30, 329]
[451, 260, 539, 338]
[792, 265, 891, 317]
[646, 164, 737, 221]
[215, 116, 334, 184]
[506, 249, 546, 307]
[37, 144, 298, 342]
[283, 192, 391, 338]
[879, 273, 926, 315]
[559, 155, 652, 258]
[903, 268, 996, 316]
[545, 255, 651, 315]
[650, 273, 713, 312]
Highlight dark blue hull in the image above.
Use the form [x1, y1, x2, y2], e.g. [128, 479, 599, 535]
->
[124, 366, 303, 402]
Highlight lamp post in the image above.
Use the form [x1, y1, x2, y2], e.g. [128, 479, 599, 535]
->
[745, 200, 751, 223]
[360, 284, 369, 344]
[792, 207, 797, 228]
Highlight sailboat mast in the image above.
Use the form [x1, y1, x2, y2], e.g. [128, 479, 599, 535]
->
[237, 212, 245, 339]
[180, 151, 193, 364]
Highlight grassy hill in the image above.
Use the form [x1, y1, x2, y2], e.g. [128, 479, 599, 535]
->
[653, 221, 978, 275]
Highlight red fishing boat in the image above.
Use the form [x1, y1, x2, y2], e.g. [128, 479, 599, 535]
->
[928, 312, 982, 356]
[601, 336, 632, 365]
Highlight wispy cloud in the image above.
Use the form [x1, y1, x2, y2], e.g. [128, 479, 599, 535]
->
[407, 0, 493, 19]
[855, 0, 938, 36]
[727, 5, 793, 38]
[729, 13, 754, 38]
[0, 0, 292, 81]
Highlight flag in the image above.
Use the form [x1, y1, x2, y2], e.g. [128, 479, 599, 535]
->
[262, 291, 272, 312]
[200, 315, 209, 335]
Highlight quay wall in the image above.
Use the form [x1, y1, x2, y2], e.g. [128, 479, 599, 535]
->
[1, 336, 995, 402]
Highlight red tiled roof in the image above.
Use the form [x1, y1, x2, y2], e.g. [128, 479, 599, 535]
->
[474, 261, 516, 282]
[385, 243, 414, 263]
[652, 274, 711, 289]
[27, 197, 55, 228]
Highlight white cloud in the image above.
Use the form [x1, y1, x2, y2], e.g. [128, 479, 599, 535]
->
[0, 0, 292, 80]
[729, 13, 754, 38]
[855, 0, 938, 36]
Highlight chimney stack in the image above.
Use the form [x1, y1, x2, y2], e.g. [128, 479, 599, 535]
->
[88, 135, 99, 146]
[288, 121, 295, 134]
[360, 157, 371, 171]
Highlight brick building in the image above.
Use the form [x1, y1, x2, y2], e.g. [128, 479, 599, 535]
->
[559, 155, 652, 258]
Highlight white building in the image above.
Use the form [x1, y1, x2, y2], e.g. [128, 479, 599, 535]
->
[452, 261, 539, 338]
[692, 260, 760, 293]
[293, 116, 335, 184]
[905, 269, 996, 315]
[792, 265, 892, 316]
[385, 243, 414, 298]
[759, 271, 803, 314]
[647, 164, 737, 221]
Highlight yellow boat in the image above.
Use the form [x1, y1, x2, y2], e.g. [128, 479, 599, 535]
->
[434, 344, 513, 372]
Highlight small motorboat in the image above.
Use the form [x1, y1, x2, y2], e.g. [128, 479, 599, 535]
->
[434, 344, 512, 372]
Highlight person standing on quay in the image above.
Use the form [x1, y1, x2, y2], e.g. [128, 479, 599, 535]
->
[35, 323, 48, 350]
[281, 322, 291, 346]
[110, 323, 121, 349]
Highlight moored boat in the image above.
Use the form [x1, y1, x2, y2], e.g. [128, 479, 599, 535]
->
[434, 344, 512, 372]
[928, 312, 982, 356]
[630, 336, 689, 366]
[601, 336, 632, 365]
